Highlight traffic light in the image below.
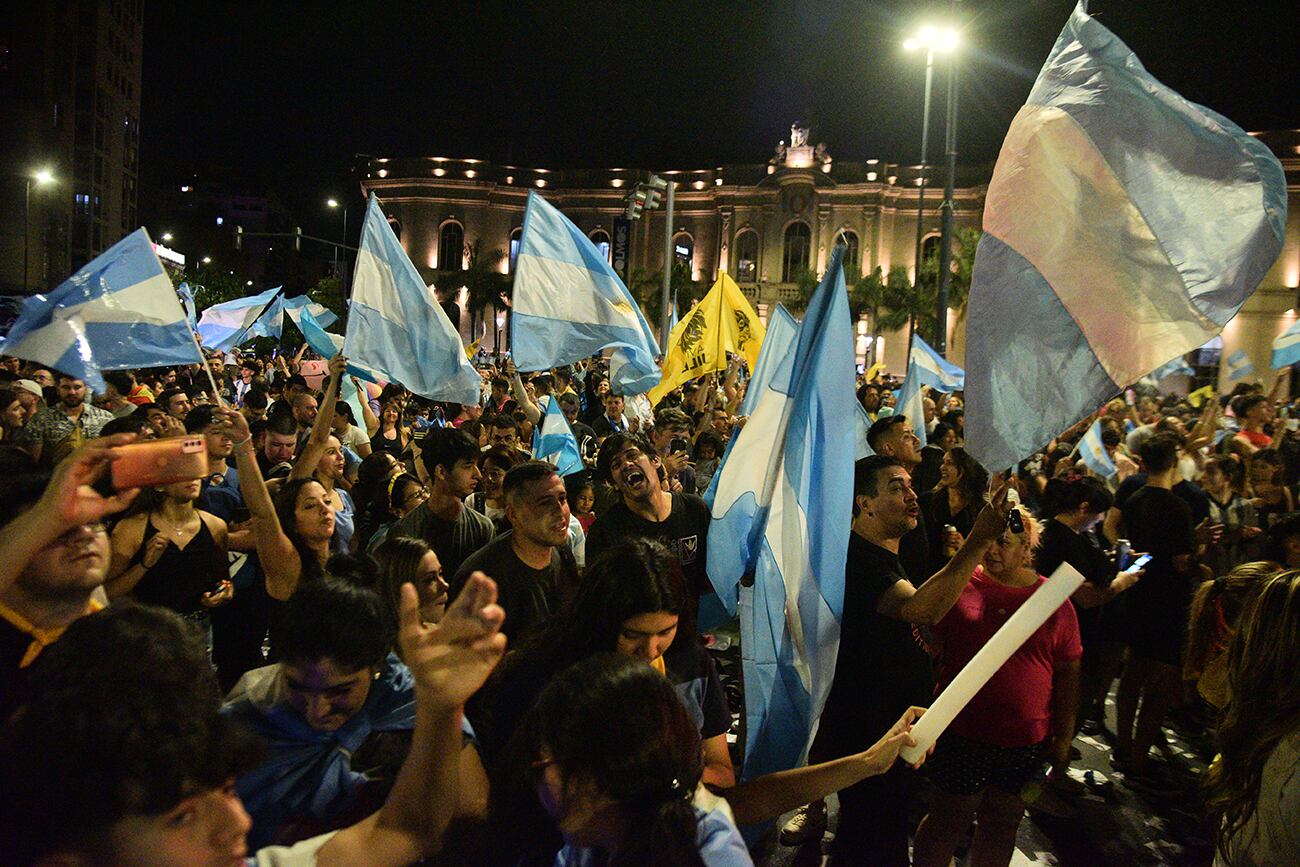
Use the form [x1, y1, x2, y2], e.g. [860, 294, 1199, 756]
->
[626, 188, 648, 220]
[234, 225, 243, 250]
[645, 174, 667, 210]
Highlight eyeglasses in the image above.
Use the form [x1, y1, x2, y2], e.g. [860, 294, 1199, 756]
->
[403, 487, 430, 508]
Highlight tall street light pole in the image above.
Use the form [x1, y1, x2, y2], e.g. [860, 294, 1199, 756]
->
[935, 23, 962, 358]
[24, 168, 55, 291]
[327, 198, 349, 297]
[904, 26, 958, 352]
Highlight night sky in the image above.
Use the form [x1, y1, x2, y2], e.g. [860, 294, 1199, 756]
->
[142, 0, 1297, 229]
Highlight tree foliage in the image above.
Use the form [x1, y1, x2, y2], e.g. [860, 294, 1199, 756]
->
[849, 227, 981, 344]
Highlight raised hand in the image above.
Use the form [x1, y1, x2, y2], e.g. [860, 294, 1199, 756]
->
[968, 481, 1012, 544]
[38, 435, 140, 528]
[398, 571, 506, 713]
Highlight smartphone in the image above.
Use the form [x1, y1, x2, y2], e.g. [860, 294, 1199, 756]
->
[1124, 388, 1136, 406]
[669, 436, 691, 454]
[110, 436, 210, 490]
[1123, 553, 1152, 574]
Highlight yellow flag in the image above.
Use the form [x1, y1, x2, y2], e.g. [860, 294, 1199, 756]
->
[863, 362, 887, 384]
[465, 338, 481, 359]
[647, 273, 765, 405]
[1187, 384, 1214, 408]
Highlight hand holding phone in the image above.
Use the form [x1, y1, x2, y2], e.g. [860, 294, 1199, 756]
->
[110, 436, 210, 490]
[1123, 553, 1152, 574]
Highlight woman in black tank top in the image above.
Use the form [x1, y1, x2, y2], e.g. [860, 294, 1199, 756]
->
[106, 476, 231, 619]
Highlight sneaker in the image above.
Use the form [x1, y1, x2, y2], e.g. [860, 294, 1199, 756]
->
[780, 801, 827, 846]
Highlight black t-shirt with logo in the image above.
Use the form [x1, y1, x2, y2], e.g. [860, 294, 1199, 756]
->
[586, 492, 711, 602]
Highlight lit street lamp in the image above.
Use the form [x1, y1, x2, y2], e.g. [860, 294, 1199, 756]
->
[326, 197, 349, 292]
[24, 168, 56, 290]
[903, 23, 958, 351]
[161, 232, 174, 242]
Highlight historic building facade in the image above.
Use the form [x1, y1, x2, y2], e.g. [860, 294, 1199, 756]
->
[360, 126, 1300, 390]
[359, 124, 987, 373]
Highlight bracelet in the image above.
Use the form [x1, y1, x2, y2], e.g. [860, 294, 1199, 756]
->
[231, 435, 252, 447]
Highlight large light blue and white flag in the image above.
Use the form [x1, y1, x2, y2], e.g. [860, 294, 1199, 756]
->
[739, 304, 798, 417]
[0, 229, 202, 391]
[196, 286, 283, 351]
[1272, 321, 1300, 370]
[1078, 419, 1118, 479]
[511, 192, 661, 395]
[533, 396, 584, 477]
[343, 194, 480, 405]
[707, 248, 856, 783]
[908, 334, 965, 393]
[964, 1, 1286, 472]
[1225, 348, 1255, 382]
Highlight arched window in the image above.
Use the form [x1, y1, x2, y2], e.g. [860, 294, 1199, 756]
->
[589, 229, 611, 263]
[672, 232, 694, 268]
[782, 222, 811, 282]
[508, 227, 523, 272]
[921, 233, 941, 267]
[438, 221, 465, 272]
[734, 229, 759, 282]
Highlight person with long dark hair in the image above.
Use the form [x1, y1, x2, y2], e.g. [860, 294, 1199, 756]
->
[290, 355, 356, 553]
[219, 406, 335, 600]
[495, 653, 752, 866]
[1203, 569, 1300, 864]
[919, 446, 989, 566]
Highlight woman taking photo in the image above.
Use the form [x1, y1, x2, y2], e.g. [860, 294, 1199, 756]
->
[920, 446, 989, 565]
[1204, 569, 1300, 864]
[291, 354, 356, 553]
[106, 475, 232, 621]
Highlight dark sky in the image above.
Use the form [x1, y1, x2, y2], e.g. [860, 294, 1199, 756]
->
[141, 0, 1297, 229]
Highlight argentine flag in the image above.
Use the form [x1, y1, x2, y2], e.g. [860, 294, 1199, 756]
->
[533, 397, 584, 477]
[1078, 419, 1118, 479]
[284, 294, 338, 330]
[964, 1, 1285, 471]
[0, 229, 203, 391]
[1273, 321, 1300, 370]
[1225, 348, 1255, 382]
[707, 248, 856, 783]
[1151, 355, 1195, 380]
[197, 286, 283, 351]
[344, 194, 481, 406]
[908, 334, 964, 393]
[511, 192, 661, 395]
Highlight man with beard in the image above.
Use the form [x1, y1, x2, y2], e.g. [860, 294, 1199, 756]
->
[372, 427, 494, 578]
[587, 432, 712, 609]
[19, 373, 114, 465]
[452, 461, 578, 643]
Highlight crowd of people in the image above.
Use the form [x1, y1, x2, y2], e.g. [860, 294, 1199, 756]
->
[0, 343, 1298, 865]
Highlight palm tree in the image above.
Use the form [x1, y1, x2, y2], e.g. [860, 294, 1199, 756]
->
[435, 242, 511, 352]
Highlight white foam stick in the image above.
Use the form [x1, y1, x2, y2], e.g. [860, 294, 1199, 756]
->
[899, 562, 1085, 764]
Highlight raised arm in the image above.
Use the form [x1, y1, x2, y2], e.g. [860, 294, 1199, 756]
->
[318, 574, 506, 866]
[507, 360, 541, 425]
[0, 436, 139, 597]
[879, 484, 1012, 626]
[292, 353, 347, 480]
[218, 407, 302, 600]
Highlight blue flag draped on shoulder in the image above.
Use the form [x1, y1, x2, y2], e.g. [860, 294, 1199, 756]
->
[964, 1, 1286, 472]
[1078, 419, 1118, 479]
[533, 397, 585, 477]
[706, 248, 856, 784]
[344, 194, 480, 406]
[1273, 321, 1300, 370]
[0, 229, 202, 391]
[511, 192, 661, 395]
[1224, 348, 1255, 382]
[197, 286, 283, 352]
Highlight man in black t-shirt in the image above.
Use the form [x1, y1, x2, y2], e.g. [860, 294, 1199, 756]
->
[587, 433, 712, 609]
[451, 461, 578, 643]
[799, 455, 1008, 864]
[1114, 432, 1199, 781]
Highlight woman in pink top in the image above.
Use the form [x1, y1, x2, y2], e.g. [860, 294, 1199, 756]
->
[912, 510, 1082, 867]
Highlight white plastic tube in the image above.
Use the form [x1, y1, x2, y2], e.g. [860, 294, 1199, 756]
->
[899, 563, 1085, 764]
